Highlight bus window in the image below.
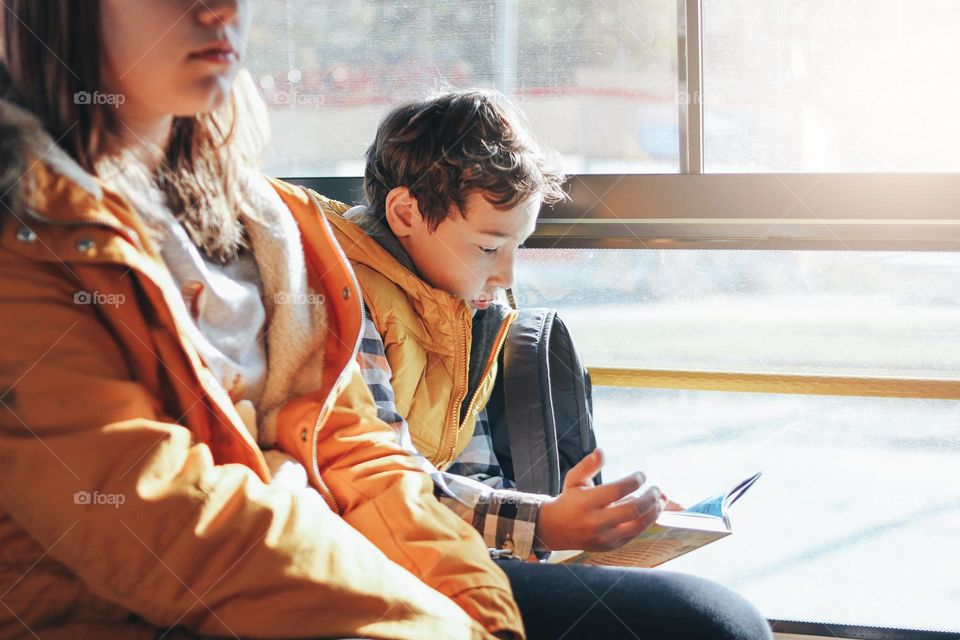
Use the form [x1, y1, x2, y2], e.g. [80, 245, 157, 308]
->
[248, 0, 680, 177]
[251, 1, 960, 637]
[514, 247, 960, 632]
[703, 0, 960, 172]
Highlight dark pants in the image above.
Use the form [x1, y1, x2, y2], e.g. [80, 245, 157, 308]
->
[495, 560, 773, 640]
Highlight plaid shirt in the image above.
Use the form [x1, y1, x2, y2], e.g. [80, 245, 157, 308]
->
[357, 308, 545, 560]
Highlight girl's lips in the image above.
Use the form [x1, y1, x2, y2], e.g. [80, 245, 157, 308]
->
[189, 50, 237, 65]
[472, 299, 492, 310]
[188, 41, 237, 65]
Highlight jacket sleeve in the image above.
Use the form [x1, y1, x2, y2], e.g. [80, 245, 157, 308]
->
[438, 409, 550, 560]
[290, 360, 526, 639]
[0, 249, 492, 639]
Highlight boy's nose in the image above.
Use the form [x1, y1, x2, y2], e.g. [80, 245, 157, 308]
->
[488, 256, 515, 290]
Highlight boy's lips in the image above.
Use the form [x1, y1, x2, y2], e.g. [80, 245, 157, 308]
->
[471, 299, 492, 310]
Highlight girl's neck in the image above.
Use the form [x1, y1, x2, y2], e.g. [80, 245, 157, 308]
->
[111, 104, 174, 172]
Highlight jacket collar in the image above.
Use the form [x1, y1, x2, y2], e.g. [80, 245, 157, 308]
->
[0, 97, 107, 218]
[0, 97, 162, 270]
[342, 205, 421, 277]
[330, 205, 513, 420]
[329, 205, 463, 319]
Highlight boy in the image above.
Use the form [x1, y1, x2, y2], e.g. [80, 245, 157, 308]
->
[325, 90, 773, 639]
[328, 90, 663, 558]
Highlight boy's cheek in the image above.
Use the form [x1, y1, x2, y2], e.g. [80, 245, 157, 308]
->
[442, 259, 486, 297]
[421, 262, 478, 301]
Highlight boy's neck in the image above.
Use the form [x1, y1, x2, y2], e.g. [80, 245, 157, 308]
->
[346, 205, 423, 278]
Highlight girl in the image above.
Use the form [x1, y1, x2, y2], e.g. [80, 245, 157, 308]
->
[0, 1, 521, 638]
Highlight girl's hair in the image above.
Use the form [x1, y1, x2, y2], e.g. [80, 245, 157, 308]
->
[0, 0, 249, 262]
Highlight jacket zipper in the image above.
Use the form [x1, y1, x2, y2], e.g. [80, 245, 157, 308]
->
[442, 305, 471, 467]
[441, 308, 518, 467]
[458, 310, 517, 429]
[304, 190, 366, 515]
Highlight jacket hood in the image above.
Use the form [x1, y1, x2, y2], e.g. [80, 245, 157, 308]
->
[0, 98, 103, 210]
[334, 205, 512, 421]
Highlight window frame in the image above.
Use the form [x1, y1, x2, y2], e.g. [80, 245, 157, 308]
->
[290, 173, 960, 251]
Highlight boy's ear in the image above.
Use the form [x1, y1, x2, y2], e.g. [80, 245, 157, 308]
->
[384, 187, 423, 239]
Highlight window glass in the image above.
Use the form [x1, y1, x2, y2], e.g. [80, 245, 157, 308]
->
[514, 249, 960, 378]
[248, 0, 680, 176]
[595, 386, 960, 632]
[702, 0, 960, 171]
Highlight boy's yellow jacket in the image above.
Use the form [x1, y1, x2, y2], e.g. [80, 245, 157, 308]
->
[326, 208, 516, 470]
[0, 101, 523, 639]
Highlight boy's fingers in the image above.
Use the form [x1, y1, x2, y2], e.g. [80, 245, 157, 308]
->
[596, 486, 661, 529]
[562, 449, 604, 489]
[603, 499, 662, 545]
[584, 471, 646, 507]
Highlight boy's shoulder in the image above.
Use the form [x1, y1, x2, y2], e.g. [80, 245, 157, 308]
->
[355, 263, 459, 352]
[353, 262, 407, 304]
[263, 177, 352, 218]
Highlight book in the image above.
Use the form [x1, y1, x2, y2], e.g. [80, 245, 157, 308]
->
[546, 471, 762, 568]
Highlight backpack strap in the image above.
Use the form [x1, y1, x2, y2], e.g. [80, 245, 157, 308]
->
[546, 313, 597, 488]
[491, 308, 599, 496]
[500, 309, 562, 495]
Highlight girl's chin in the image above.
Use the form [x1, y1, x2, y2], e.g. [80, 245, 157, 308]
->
[171, 95, 228, 117]
[178, 76, 235, 114]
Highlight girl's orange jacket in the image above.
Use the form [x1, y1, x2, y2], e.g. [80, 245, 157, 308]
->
[0, 100, 523, 640]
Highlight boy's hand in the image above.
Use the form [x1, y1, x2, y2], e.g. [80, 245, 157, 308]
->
[536, 449, 663, 552]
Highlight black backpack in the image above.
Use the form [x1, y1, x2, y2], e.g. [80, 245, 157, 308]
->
[486, 308, 600, 496]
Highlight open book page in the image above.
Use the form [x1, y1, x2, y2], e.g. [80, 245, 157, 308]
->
[546, 471, 761, 568]
[684, 471, 762, 517]
[547, 511, 731, 567]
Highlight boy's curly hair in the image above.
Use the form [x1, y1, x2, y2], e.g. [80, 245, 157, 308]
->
[363, 89, 566, 229]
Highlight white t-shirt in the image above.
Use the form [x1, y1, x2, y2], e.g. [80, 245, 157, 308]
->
[156, 219, 268, 406]
[105, 164, 268, 407]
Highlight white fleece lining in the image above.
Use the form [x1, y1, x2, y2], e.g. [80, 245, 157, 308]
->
[238, 169, 327, 446]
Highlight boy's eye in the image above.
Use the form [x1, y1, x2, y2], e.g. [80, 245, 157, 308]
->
[479, 246, 498, 255]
